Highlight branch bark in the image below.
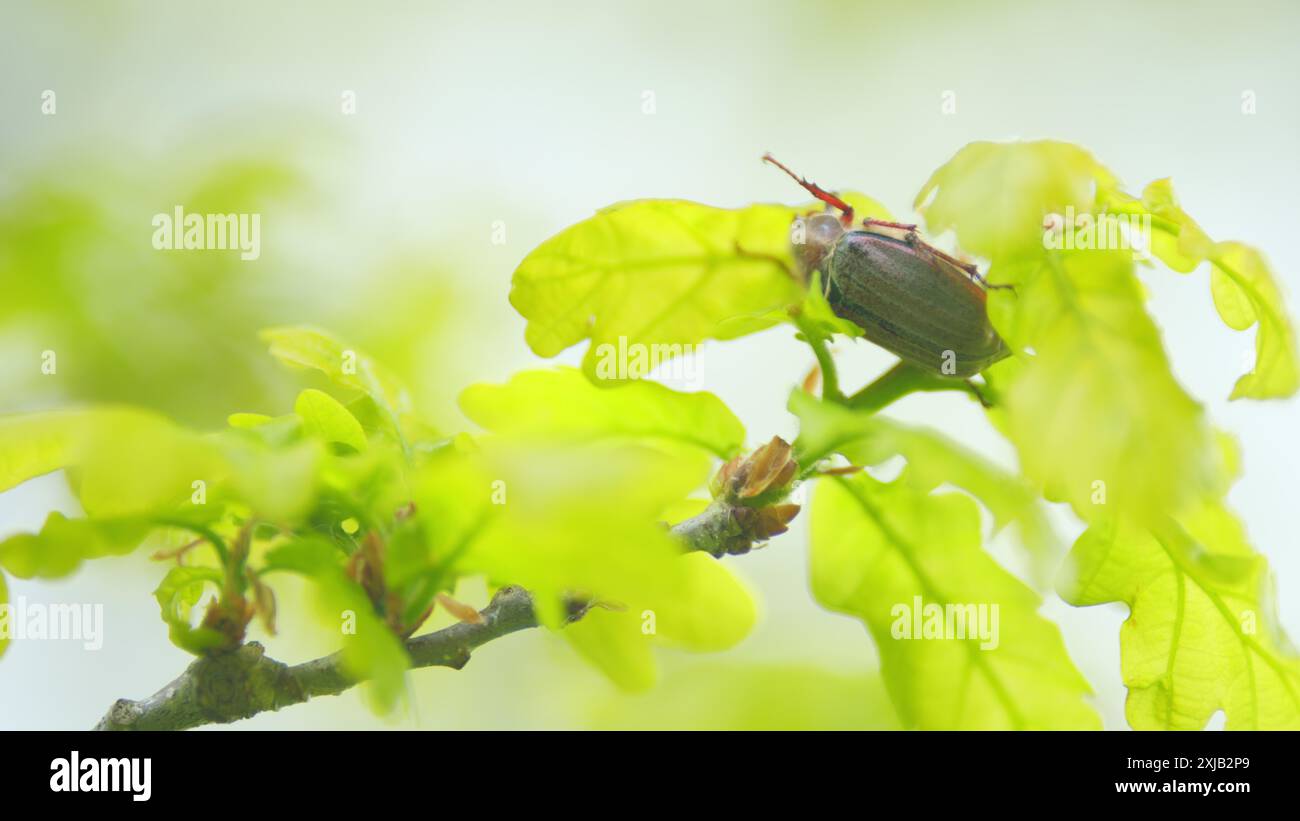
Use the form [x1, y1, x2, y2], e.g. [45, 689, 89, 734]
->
[94, 495, 788, 731]
[93, 584, 540, 730]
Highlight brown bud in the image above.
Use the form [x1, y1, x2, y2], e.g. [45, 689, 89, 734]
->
[436, 593, 486, 625]
[246, 568, 277, 636]
[755, 503, 801, 538]
[739, 437, 793, 498]
[710, 455, 742, 499]
[712, 437, 799, 503]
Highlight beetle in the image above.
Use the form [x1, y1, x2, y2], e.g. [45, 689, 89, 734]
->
[763, 154, 1008, 378]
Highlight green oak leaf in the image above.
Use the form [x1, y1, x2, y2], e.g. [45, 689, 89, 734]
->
[1108, 179, 1213, 273]
[0, 408, 215, 513]
[459, 367, 744, 459]
[0, 405, 340, 560]
[511, 194, 896, 382]
[915, 140, 1120, 262]
[215, 436, 322, 524]
[409, 442, 756, 689]
[227, 412, 274, 429]
[712, 193, 892, 341]
[1104, 180, 1298, 399]
[556, 536, 758, 693]
[562, 607, 656, 691]
[0, 411, 87, 494]
[294, 388, 368, 452]
[796, 270, 864, 342]
[790, 391, 1058, 570]
[510, 199, 807, 381]
[65, 408, 226, 520]
[0, 512, 150, 579]
[811, 473, 1099, 729]
[261, 326, 415, 448]
[262, 537, 343, 576]
[1210, 243, 1297, 399]
[65, 407, 323, 524]
[153, 565, 227, 655]
[314, 567, 411, 713]
[983, 249, 1220, 523]
[264, 537, 410, 713]
[1061, 508, 1300, 729]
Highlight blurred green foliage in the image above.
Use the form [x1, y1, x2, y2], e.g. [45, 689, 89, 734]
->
[0, 138, 461, 427]
[2, 138, 1297, 730]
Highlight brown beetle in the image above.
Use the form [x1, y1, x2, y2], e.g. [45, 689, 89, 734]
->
[766, 154, 1008, 378]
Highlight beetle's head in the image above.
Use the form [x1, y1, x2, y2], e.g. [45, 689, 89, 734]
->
[762, 154, 854, 280]
[792, 211, 845, 279]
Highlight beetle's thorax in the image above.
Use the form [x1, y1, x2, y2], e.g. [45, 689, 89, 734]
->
[792, 212, 846, 280]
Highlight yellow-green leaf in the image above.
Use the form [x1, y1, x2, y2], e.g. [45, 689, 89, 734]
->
[295, 388, 368, 452]
[227, 412, 274, 429]
[153, 565, 227, 655]
[412, 441, 755, 688]
[915, 140, 1120, 262]
[314, 570, 410, 714]
[562, 608, 656, 691]
[985, 249, 1219, 523]
[261, 325, 414, 445]
[0, 411, 85, 494]
[266, 537, 410, 713]
[657, 552, 756, 651]
[459, 368, 744, 459]
[1060, 509, 1300, 729]
[811, 473, 1099, 729]
[1104, 179, 1298, 399]
[790, 391, 1058, 568]
[0, 512, 149, 579]
[1212, 243, 1299, 399]
[70, 409, 227, 519]
[218, 437, 322, 523]
[1134, 178, 1214, 272]
[510, 199, 805, 380]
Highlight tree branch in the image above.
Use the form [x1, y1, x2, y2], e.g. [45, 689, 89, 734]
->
[93, 584, 539, 730]
[94, 496, 786, 731]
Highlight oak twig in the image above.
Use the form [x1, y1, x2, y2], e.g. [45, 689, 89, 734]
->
[95, 501, 774, 731]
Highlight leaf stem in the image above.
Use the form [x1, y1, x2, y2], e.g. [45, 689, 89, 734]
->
[845, 361, 987, 413]
[153, 518, 229, 566]
[793, 315, 842, 403]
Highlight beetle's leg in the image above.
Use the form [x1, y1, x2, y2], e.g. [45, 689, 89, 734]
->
[913, 241, 1016, 292]
[762, 153, 855, 227]
[915, 241, 974, 273]
[733, 241, 799, 282]
[863, 217, 918, 232]
[963, 379, 994, 409]
[949, 257, 1015, 292]
[969, 269, 1016, 292]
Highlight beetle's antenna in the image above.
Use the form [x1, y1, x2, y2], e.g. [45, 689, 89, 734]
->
[762, 153, 854, 226]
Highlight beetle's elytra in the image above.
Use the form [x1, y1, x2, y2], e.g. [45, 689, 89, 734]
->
[764, 154, 1008, 378]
